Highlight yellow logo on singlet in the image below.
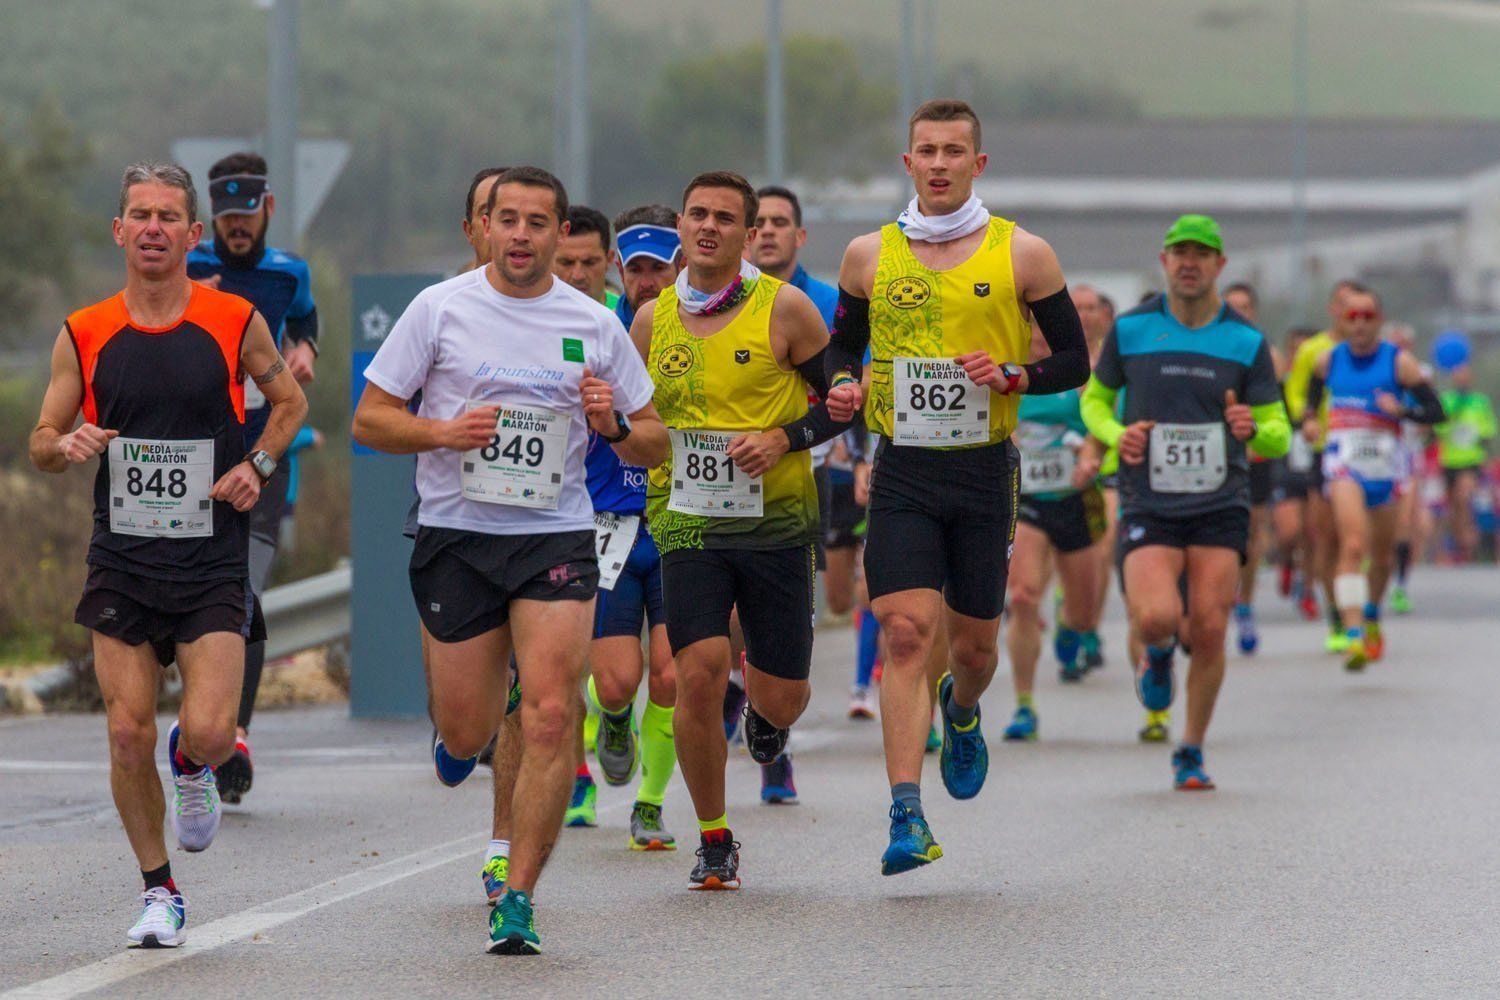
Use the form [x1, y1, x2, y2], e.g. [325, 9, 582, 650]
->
[885, 276, 931, 310]
[657, 344, 694, 378]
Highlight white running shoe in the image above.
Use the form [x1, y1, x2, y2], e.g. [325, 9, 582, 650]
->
[848, 687, 877, 720]
[127, 887, 186, 948]
[172, 766, 221, 852]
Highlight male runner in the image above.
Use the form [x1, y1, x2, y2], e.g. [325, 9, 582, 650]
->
[586, 205, 684, 851]
[632, 171, 857, 890]
[1435, 346, 1496, 562]
[749, 183, 843, 801]
[1271, 326, 1321, 620]
[555, 205, 619, 308]
[826, 100, 1090, 873]
[1300, 285, 1444, 670]
[1072, 283, 1115, 671]
[186, 151, 318, 802]
[1221, 281, 1276, 655]
[31, 162, 307, 946]
[1082, 214, 1289, 790]
[354, 166, 667, 954]
[1003, 323, 1104, 740]
[1384, 323, 1428, 612]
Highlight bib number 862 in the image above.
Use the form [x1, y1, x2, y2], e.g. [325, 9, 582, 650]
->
[908, 383, 966, 412]
[126, 466, 188, 498]
[480, 435, 544, 467]
[684, 452, 735, 483]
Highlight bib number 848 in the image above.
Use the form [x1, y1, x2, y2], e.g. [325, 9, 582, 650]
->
[126, 466, 189, 498]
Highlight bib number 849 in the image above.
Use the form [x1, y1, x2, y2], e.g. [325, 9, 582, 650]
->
[480, 435, 544, 467]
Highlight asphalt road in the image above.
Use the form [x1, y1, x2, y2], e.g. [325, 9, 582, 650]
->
[2, 567, 1498, 999]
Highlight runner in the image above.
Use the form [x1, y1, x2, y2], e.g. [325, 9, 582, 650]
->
[30, 162, 307, 947]
[586, 204, 683, 851]
[1433, 333, 1496, 562]
[1300, 285, 1445, 669]
[555, 205, 620, 309]
[749, 183, 843, 801]
[1385, 323, 1429, 613]
[1070, 284, 1114, 672]
[186, 151, 319, 803]
[1081, 214, 1289, 789]
[353, 166, 667, 954]
[1271, 326, 1322, 622]
[826, 99, 1090, 873]
[632, 170, 858, 890]
[1003, 323, 1104, 740]
[1285, 281, 1361, 653]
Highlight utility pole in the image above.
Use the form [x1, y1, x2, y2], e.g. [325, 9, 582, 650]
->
[1289, 0, 1311, 322]
[565, 0, 591, 204]
[266, 0, 298, 248]
[766, 0, 786, 184]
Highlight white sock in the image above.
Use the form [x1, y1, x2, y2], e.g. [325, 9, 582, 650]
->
[486, 839, 510, 862]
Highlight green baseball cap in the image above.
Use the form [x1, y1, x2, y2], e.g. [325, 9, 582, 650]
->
[1163, 214, 1223, 252]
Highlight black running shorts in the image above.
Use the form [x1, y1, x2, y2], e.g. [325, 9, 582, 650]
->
[1117, 506, 1251, 565]
[1017, 486, 1107, 555]
[75, 566, 265, 667]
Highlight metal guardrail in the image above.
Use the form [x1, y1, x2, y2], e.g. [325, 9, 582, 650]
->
[261, 564, 351, 661]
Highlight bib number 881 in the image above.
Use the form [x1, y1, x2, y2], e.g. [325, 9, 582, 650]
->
[684, 452, 735, 483]
[908, 383, 966, 412]
[126, 466, 188, 498]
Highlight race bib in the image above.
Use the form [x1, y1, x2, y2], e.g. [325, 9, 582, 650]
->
[1334, 428, 1397, 480]
[668, 429, 762, 517]
[1149, 423, 1227, 494]
[892, 357, 989, 446]
[461, 402, 569, 510]
[1287, 432, 1314, 473]
[107, 437, 215, 538]
[593, 511, 640, 591]
[1451, 422, 1480, 450]
[1014, 422, 1076, 495]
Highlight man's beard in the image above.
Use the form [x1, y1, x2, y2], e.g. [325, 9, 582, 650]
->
[217, 222, 267, 268]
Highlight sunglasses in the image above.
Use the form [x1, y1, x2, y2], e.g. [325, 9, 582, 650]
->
[1343, 309, 1379, 321]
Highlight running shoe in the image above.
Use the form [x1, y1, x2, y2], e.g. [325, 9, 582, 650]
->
[1138, 709, 1170, 743]
[1364, 621, 1385, 661]
[742, 705, 789, 765]
[880, 802, 943, 876]
[1081, 631, 1104, 671]
[1172, 745, 1215, 790]
[488, 889, 541, 955]
[1058, 659, 1086, 683]
[431, 731, 478, 788]
[216, 735, 253, 805]
[1343, 635, 1368, 672]
[688, 833, 741, 890]
[1235, 604, 1259, 655]
[937, 673, 988, 800]
[925, 723, 940, 753]
[168, 722, 220, 852]
[629, 801, 676, 851]
[1134, 647, 1175, 713]
[848, 686, 876, 720]
[1279, 562, 1294, 598]
[1002, 704, 1038, 742]
[127, 887, 186, 948]
[1326, 630, 1352, 655]
[1298, 593, 1320, 621]
[722, 678, 748, 742]
[1390, 586, 1412, 615]
[1053, 627, 1082, 672]
[482, 855, 509, 905]
[760, 753, 797, 804]
[564, 774, 597, 828]
[595, 707, 639, 786]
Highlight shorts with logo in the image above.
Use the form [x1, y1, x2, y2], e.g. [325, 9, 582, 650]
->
[1248, 459, 1274, 506]
[410, 526, 598, 643]
[1117, 506, 1251, 565]
[75, 566, 266, 667]
[1271, 459, 1310, 503]
[825, 478, 865, 550]
[594, 520, 664, 639]
[1017, 486, 1106, 554]
[661, 544, 816, 681]
[864, 438, 1019, 620]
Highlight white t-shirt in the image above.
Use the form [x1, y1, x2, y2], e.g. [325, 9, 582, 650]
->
[364, 269, 655, 536]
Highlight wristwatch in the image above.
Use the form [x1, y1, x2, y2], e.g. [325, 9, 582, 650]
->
[600, 410, 632, 444]
[999, 363, 1025, 395]
[247, 449, 277, 483]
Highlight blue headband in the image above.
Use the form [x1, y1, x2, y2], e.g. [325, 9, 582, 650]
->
[616, 224, 680, 265]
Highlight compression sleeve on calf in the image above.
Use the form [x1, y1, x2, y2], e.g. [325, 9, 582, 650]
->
[782, 345, 852, 452]
[1024, 287, 1090, 395]
[1247, 400, 1291, 459]
[1403, 382, 1446, 425]
[825, 288, 870, 384]
[1080, 376, 1125, 448]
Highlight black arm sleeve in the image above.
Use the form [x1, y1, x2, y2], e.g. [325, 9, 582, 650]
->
[782, 345, 853, 452]
[1304, 373, 1325, 417]
[1024, 287, 1090, 395]
[1403, 381, 1446, 425]
[825, 288, 870, 384]
[285, 306, 319, 349]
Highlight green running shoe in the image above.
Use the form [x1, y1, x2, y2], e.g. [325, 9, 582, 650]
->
[482, 855, 509, 905]
[1390, 587, 1412, 615]
[1325, 630, 1351, 655]
[925, 723, 941, 753]
[564, 774, 597, 828]
[1138, 709, 1170, 743]
[629, 801, 677, 851]
[487, 889, 541, 955]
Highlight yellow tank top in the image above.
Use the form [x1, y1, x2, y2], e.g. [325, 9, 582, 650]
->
[868, 216, 1029, 445]
[646, 275, 817, 553]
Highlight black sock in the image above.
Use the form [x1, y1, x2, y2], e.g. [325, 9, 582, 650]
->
[142, 862, 175, 893]
[1395, 541, 1411, 585]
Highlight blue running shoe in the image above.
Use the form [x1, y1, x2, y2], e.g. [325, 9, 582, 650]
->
[432, 730, 478, 788]
[1135, 646, 1175, 713]
[1235, 604, 1258, 655]
[1172, 744, 1215, 790]
[1002, 704, 1038, 742]
[937, 673, 988, 800]
[880, 802, 943, 876]
[760, 753, 797, 804]
[564, 774, 598, 827]
[1081, 630, 1104, 671]
[1053, 626, 1082, 671]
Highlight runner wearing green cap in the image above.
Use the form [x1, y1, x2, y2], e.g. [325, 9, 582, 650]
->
[1082, 215, 1290, 790]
